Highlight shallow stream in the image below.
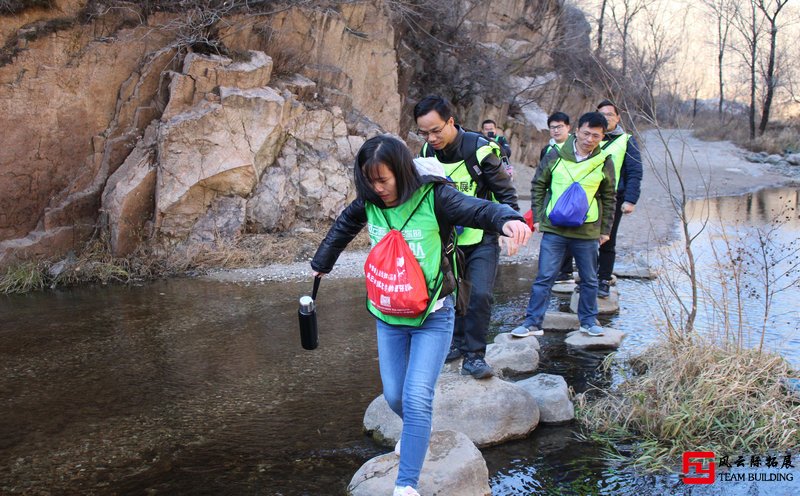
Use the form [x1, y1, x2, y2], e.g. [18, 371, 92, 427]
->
[1, 187, 798, 495]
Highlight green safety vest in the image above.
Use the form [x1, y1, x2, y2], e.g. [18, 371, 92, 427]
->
[420, 141, 500, 246]
[601, 134, 631, 190]
[364, 184, 444, 326]
[545, 152, 609, 224]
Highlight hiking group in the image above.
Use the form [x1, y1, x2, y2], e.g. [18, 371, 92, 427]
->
[309, 95, 642, 496]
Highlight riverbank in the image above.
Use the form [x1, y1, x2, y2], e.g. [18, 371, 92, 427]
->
[206, 128, 800, 284]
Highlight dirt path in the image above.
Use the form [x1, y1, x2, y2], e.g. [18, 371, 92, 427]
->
[207, 129, 800, 283]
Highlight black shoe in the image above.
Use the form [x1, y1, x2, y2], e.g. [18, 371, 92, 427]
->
[554, 273, 574, 284]
[460, 353, 493, 379]
[598, 280, 611, 298]
[445, 344, 462, 362]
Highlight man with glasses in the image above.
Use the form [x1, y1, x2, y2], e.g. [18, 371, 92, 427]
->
[414, 95, 519, 379]
[541, 112, 574, 284]
[540, 112, 571, 160]
[512, 112, 616, 338]
[595, 100, 642, 299]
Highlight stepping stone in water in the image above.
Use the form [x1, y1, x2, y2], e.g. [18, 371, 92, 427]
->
[614, 263, 657, 279]
[564, 327, 626, 350]
[494, 332, 541, 350]
[348, 430, 491, 496]
[542, 311, 580, 331]
[514, 374, 575, 423]
[552, 281, 577, 294]
[364, 373, 539, 448]
[570, 287, 619, 315]
[486, 335, 540, 377]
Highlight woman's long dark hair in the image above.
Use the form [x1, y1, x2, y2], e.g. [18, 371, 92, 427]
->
[354, 135, 422, 207]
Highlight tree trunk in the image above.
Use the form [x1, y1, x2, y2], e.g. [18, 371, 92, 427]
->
[597, 0, 608, 54]
[748, 2, 757, 140]
[758, 22, 778, 135]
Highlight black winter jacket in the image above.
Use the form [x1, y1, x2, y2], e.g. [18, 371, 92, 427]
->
[311, 181, 523, 275]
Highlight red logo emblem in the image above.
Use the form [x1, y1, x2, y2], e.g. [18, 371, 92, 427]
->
[682, 451, 716, 484]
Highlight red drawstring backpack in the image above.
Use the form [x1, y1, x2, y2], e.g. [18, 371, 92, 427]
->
[364, 192, 431, 317]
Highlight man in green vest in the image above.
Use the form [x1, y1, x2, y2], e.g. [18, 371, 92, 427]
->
[415, 95, 520, 379]
[540, 111, 575, 284]
[512, 112, 616, 338]
[596, 100, 643, 298]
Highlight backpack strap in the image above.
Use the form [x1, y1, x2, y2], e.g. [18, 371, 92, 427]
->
[461, 131, 494, 182]
[375, 185, 434, 232]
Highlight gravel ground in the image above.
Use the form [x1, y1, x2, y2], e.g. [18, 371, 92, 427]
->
[206, 129, 800, 284]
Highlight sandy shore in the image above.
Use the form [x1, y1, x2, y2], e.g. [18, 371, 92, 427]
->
[206, 129, 800, 283]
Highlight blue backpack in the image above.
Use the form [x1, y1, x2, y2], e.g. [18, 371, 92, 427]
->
[548, 159, 605, 227]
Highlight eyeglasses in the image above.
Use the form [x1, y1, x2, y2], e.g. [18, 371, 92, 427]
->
[549, 124, 566, 131]
[578, 130, 604, 141]
[417, 122, 449, 139]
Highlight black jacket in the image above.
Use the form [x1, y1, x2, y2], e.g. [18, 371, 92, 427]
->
[426, 127, 519, 212]
[311, 181, 523, 274]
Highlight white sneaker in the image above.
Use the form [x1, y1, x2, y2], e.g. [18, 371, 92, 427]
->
[579, 325, 605, 337]
[394, 485, 420, 496]
[511, 325, 544, 337]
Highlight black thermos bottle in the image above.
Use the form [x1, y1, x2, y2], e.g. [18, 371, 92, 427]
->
[299, 276, 321, 350]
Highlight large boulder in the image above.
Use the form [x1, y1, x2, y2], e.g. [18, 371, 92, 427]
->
[348, 430, 491, 496]
[515, 374, 575, 423]
[155, 86, 289, 240]
[364, 374, 539, 448]
[101, 123, 158, 256]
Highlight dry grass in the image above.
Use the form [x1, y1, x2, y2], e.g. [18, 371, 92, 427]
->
[692, 112, 800, 154]
[0, 225, 371, 294]
[576, 336, 800, 470]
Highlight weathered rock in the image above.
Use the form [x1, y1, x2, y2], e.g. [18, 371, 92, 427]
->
[102, 123, 158, 256]
[493, 332, 541, 350]
[348, 430, 490, 496]
[785, 153, 800, 165]
[542, 311, 580, 331]
[273, 73, 318, 101]
[247, 134, 354, 232]
[745, 153, 767, 163]
[155, 86, 288, 240]
[485, 334, 540, 376]
[614, 263, 657, 279]
[570, 287, 620, 315]
[515, 374, 575, 423]
[175, 51, 273, 113]
[552, 281, 577, 294]
[564, 328, 626, 349]
[0, 21, 173, 246]
[187, 196, 247, 244]
[765, 154, 784, 164]
[221, 3, 402, 133]
[364, 374, 539, 448]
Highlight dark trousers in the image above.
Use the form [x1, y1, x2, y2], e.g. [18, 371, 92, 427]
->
[452, 233, 499, 355]
[598, 194, 624, 281]
[558, 248, 573, 277]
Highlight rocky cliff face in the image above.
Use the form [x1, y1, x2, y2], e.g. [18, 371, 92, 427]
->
[0, 0, 589, 265]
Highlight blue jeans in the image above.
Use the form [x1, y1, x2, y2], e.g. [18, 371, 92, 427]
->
[375, 296, 455, 488]
[453, 233, 500, 354]
[523, 233, 599, 328]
